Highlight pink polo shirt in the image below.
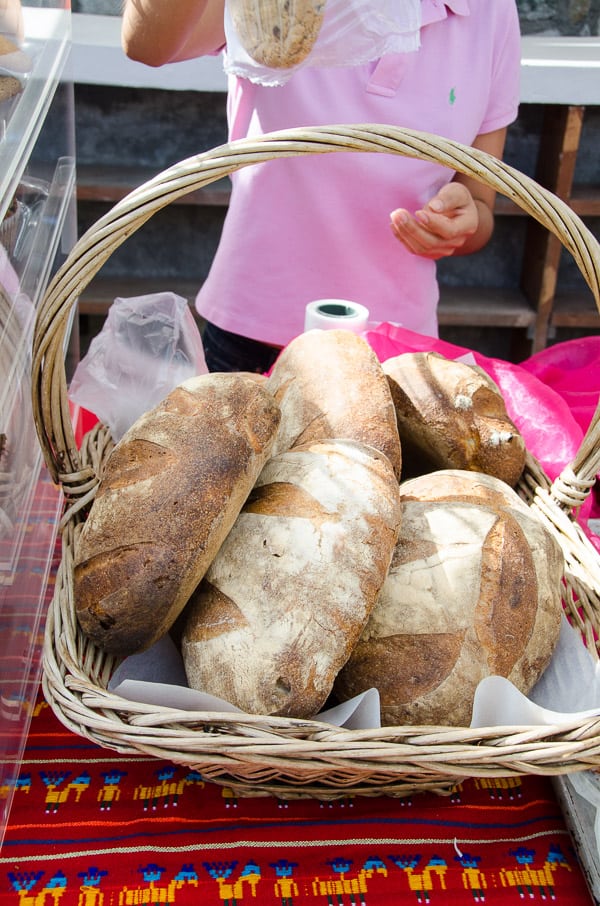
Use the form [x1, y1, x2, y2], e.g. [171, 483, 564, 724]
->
[196, 0, 521, 346]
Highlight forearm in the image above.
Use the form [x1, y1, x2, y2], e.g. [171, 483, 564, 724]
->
[0, 0, 24, 41]
[121, 0, 225, 65]
[452, 126, 506, 256]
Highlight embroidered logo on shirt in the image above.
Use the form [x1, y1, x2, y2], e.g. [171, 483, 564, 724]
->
[449, 87, 457, 105]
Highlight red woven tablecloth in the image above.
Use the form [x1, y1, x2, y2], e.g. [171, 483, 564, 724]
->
[0, 471, 595, 905]
[0, 689, 595, 905]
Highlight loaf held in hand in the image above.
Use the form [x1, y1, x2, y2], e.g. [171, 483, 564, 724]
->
[383, 351, 525, 486]
[267, 329, 402, 479]
[74, 372, 281, 656]
[334, 469, 564, 727]
[229, 0, 325, 68]
[182, 438, 403, 718]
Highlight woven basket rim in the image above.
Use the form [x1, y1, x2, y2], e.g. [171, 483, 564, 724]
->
[35, 124, 600, 798]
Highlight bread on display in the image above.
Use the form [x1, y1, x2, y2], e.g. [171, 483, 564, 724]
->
[334, 469, 564, 727]
[267, 329, 402, 479]
[73, 372, 281, 656]
[229, 0, 325, 68]
[383, 351, 526, 486]
[0, 74, 22, 103]
[182, 438, 402, 718]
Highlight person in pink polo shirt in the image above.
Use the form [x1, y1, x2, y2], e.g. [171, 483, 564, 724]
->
[122, 1, 521, 373]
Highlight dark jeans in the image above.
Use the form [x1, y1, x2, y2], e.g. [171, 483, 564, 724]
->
[202, 321, 282, 374]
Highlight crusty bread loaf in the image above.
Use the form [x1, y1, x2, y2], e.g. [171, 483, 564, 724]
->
[229, 0, 325, 68]
[74, 373, 281, 656]
[0, 75, 22, 102]
[383, 352, 525, 486]
[334, 469, 564, 727]
[267, 329, 402, 479]
[182, 438, 402, 718]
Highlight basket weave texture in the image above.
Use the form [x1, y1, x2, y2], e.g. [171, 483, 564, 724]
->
[33, 125, 600, 800]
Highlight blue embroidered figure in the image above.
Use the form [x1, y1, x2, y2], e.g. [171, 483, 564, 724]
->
[40, 770, 91, 813]
[8, 869, 67, 903]
[77, 867, 109, 906]
[313, 856, 387, 904]
[389, 855, 447, 903]
[203, 860, 261, 904]
[271, 860, 299, 905]
[119, 863, 198, 904]
[1, 772, 31, 801]
[499, 845, 572, 899]
[454, 852, 486, 902]
[133, 765, 203, 810]
[98, 770, 127, 811]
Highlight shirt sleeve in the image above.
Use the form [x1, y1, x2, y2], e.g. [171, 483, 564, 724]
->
[479, 0, 522, 134]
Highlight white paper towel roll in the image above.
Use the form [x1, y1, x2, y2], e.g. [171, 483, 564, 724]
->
[304, 299, 369, 334]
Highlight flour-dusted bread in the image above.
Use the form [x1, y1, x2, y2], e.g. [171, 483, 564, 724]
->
[182, 438, 402, 718]
[334, 469, 564, 727]
[0, 74, 22, 103]
[229, 0, 325, 68]
[267, 329, 402, 479]
[74, 373, 281, 656]
[383, 352, 525, 486]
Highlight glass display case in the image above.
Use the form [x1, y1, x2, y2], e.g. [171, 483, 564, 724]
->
[0, 1, 75, 847]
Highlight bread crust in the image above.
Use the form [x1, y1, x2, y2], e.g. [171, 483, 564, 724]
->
[267, 329, 402, 479]
[182, 439, 402, 717]
[383, 352, 525, 486]
[230, 0, 325, 68]
[0, 75, 22, 102]
[334, 469, 564, 727]
[74, 373, 281, 655]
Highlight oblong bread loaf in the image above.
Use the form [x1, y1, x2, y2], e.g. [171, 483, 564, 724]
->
[182, 438, 403, 718]
[334, 469, 564, 727]
[74, 372, 281, 655]
[267, 329, 402, 478]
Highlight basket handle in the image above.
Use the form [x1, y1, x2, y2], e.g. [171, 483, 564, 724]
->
[32, 124, 600, 501]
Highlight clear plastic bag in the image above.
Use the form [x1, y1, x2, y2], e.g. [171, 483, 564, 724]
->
[224, 0, 421, 86]
[68, 292, 208, 442]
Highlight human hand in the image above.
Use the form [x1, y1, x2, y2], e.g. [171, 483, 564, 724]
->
[0, 0, 24, 42]
[390, 182, 480, 260]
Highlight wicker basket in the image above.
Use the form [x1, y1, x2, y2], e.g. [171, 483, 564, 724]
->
[32, 124, 600, 800]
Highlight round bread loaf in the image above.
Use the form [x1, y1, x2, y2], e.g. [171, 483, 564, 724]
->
[229, 0, 325, 68]
[383, 351, 525, 486]
[267, 329, 402, 479]
[74, 372, 281, 656]
[181, 438, 403, 718]
[334, 469, 564, 727]
[0, 74, 22, 102]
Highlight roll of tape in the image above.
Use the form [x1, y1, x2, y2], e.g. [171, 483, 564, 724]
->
[304, 299, 370, 334]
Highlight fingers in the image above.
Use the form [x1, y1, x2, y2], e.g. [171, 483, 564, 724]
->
[390, 181, 480, 259]
[390, 207, 470, 259]
[425, 181, 473, 216]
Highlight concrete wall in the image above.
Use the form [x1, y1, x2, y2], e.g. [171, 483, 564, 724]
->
[71, 0, 600, 35]
[66, 2, 600, 359]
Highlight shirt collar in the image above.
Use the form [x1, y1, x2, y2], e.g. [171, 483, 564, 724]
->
[421, 0, 470, 27]
[366, 0, 470, 97]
